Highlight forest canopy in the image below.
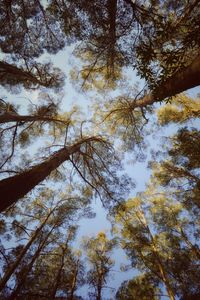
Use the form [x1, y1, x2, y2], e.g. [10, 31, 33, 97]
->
[0, 0, 200, 299]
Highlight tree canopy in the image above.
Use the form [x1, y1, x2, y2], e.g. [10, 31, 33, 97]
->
[0, 0, 200, 299]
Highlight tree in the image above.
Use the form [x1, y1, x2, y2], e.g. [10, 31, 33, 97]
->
[0, 186, 92, 299]
[113, 198, 176, 300]
[116, 273, 161, 300]
[113, 187, 200, 300]
[0, 96, 72, 172]
[148, 195, 200, 299]
[0, 134, 130, 212]
[8, 224, 57, 300]
[16, 229, 85, 300]
[0, 60, 65, 91]
[0, 1, 67, 93]
[83, 232, 116, 300]
[0, 206, 53, 292]
[0, 187, 90, 293]
[0, 1, 199, 205]
[1, 1, 200, 103]
[150, 127, 200, 209]
[156, 94, 200, 126]
[69, 1, 200, 100]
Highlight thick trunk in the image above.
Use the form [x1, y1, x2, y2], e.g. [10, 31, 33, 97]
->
[131, 54, 200, 109]
[0, 209, 54, 291]
[0, 112, 69, 125]
[0, 61, 45, 87]
[8, 227, 54, 300]
[0, 144, 79, 212]
[0, 136, 100, 212]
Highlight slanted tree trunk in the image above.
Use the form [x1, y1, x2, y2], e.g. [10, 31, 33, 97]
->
[8, 226, 55, 300]
[68, 259, 79, 300]
[0, 207, 57, 292]
[131, 54, 200, 109]
[136, 209, 175, 300]
[0, 61, 48, 87]
[50, 247, 65, 300]
[0, 112, 69, 125]
[179, 228, 200, 260]
[0, 136, 101, 212]
[150, 239, 175, 300]
[0, 145, 79, 212]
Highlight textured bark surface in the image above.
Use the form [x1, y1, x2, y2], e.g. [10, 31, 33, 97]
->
[0, 112, 68, 125]
[0, 136, 101, 212]
[132, 54, 200, 109]
[0, 61, 45, 87]
[0, 145, 79, 212]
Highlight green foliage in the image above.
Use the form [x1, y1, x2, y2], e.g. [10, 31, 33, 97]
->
[0, 188, 92, 299]
[112, 181, 200, 299]
[151, 127, 200, 209]
[0, 1, 200, 299]
[83, 232, 116, 299]
[116, 273, 161, 300]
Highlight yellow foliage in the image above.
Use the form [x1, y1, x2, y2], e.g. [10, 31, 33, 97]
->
[157, 94, 200, 125]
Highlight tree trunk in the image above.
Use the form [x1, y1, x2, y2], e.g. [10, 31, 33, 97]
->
[8, 226, 55, 300]
[0, 136, 100, 212]
[136, 209, 175, 300]
[0, 145, 79, 212]
[131, 54, 200, 109]
[96, 284, 102, 300]
[0, 112, 69, 125]
[0, 61, 47, 87]
[68, 259, 79, 300]
[50, 248, 65, 300]
[0, 209, 55, 292]
[107, 0, 117, 76]
[180, 228, 200, 260]
[150, 241, 175, 300]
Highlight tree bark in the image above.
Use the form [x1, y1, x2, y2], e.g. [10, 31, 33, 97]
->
[150, 240, 175, 300]
[180, 228, 200, 260]
[0, 145, 78, 212]
[136, 209, 175, 300]
[107, 0, 117, 76]
[131, 54, 200, 109]
[0, 137, 101, 212]
[68, 260, 79, 300]
[96, 284, 102, 300]
[0, 112, 69, 125]
[50, 247, 65, 300]
[0, 61, 47, 87]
